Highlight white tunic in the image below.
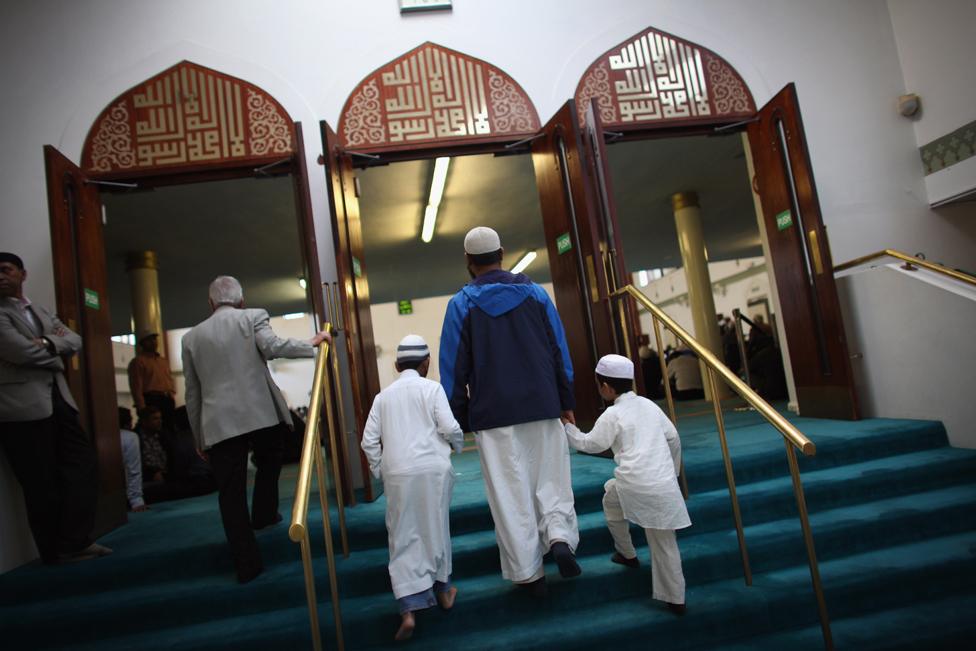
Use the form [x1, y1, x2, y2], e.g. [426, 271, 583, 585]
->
[361, 369, 464, 598]
[564, 392, 691, 531]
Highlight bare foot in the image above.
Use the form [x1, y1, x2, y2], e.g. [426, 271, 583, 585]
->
[395, 612, 415, 641]
[437, 586, 458, 610]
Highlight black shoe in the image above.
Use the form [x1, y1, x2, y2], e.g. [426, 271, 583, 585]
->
[237, 564, 264, 584]
[551, 542, 582, 578]
[667, 602, 687, 616]
[252, 513, 283, 530]
[611, 552, 640, 569]
[516, 577, 548, 598]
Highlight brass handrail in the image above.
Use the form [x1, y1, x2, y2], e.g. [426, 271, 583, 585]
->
[834, 248, 976, 287]
[289, 331, 345, 651]
[613, 285, 832, 651]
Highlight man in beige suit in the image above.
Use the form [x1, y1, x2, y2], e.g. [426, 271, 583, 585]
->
[0, 252, 111, 564]
[182, 276, 329, 583]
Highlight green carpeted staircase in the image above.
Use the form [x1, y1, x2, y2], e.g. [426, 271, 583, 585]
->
[2, 405, 974, 650]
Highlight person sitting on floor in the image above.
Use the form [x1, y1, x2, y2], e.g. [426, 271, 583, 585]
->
[137, 405, 214, 503]
[666, 345, 704, 401]
[562, 354, 691, 615]
[118, 407, 147, 512]
[361, 334, 464, 641]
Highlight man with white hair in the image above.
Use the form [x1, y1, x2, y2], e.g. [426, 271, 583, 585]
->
[440, 227, 580, 595]
[181, 275, 330, 583]
[361, 334, 463, 641]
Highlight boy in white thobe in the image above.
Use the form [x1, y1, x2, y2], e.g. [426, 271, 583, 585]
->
[361, 335, 465, 641]
[563, 354, 691, 614]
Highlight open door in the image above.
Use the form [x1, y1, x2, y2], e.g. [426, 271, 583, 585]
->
[531, 100, 622, 427]
[320, 122, 383, 501]
[747, 84, 858, 419]
[44, 145, 126, 534]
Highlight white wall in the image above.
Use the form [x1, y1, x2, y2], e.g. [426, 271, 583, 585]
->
[4, 0, 976, 572]
[837, 264, 976, 448]
[887, 0, 976, 204]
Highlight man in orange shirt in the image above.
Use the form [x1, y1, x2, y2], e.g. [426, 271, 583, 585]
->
[128, 330, 177, 430]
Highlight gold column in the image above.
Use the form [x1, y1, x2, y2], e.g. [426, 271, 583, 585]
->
[126, 250, 164, 343]
[671, 192, 729, 400]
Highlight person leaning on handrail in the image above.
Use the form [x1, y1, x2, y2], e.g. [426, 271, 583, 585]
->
[181, 275, 330, 584]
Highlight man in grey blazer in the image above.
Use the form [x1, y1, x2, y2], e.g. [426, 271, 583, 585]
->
[182, 276, 329, 583]
[0, 252, 110, 564]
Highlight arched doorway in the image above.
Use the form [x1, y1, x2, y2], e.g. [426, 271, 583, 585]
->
[571, 26, 857, 420]
[46, 60, 331, 531]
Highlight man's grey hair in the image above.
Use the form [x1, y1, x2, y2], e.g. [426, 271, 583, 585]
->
[208, 276, 244, 307]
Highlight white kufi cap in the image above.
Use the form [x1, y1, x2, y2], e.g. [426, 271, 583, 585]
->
[396, 334, 430, 363]
[464, 226, 502, 255]
[596, 354, 634, 380]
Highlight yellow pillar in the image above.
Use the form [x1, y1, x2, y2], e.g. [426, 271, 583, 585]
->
[671, 192, 729, 400]
[126, 250, 164, 347]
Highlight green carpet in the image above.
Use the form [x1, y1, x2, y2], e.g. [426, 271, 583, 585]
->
[2, 401, 974, 650]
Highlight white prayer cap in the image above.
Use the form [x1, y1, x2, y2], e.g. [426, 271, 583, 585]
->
[396, 334, 430, 363]
[596, 354, 634, 380]
[464, 226, 502, 255]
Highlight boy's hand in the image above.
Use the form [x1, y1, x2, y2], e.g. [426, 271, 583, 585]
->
[561, 410, 576, 426]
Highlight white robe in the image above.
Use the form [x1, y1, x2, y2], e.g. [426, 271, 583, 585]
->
[361, 369, 463, 598]
[564, 392, 690, 531]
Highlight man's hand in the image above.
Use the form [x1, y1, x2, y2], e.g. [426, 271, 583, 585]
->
[561, 410, 576, 426]
[196, 448, 209, 463]
[309, 331, 333, 347]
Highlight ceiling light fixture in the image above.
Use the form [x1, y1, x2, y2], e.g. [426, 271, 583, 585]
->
[282, 312, 305, 320]
[638, 270, 649, 287]
[510, 250, 537, 275]
[421, 157, 450, 243]
[298, 278, 307, 290]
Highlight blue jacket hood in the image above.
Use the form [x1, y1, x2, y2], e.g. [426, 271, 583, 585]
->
[461, 270, 533, 318]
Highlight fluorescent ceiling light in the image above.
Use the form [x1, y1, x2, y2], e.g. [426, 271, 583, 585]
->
[421, 157, 450, 243]
[510, 250, 537, 275]
[298, 278, 307, 290]
[283, 312, 305, 320]
[638, 270, 649, 287]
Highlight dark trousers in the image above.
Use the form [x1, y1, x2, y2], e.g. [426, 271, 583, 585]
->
[207, 425, 283, 577]
[0, 386, 97, 563]
[143, 392, 176, 431]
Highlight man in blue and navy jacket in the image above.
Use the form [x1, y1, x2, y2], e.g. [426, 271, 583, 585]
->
[439, 227, 581, 593]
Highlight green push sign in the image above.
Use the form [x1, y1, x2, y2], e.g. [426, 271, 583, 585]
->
[351, 256, 362, 278]
[556, 232, 573, 255]
[776, 210, 793, 231]
[83, 288, 100, 310]
[397, 299, 413, 315]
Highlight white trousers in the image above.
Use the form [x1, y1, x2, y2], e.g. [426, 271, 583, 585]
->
[604, 479, 685, 604]
[476, 419, 580, 583]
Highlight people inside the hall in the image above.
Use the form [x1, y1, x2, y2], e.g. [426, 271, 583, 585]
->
[639, 344, 665, 399]
[666, 345, 705, 401]
[127, 330, 177, 431]
[137, 405, 215, 504]
[118, 407, 147, 512]
[562, 354, 690, 615]
[745, 320, 787, 400]
[721, 316, 742, 376]
[439, 226, 580, 596]
[0, 252, 112, 564]
[361, 334, 463, 641]
[181, 275, 330, 584]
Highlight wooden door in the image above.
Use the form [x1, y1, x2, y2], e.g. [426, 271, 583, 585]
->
[531, 100, 618, 427]
[747, 84, 858, 419]
[44, 145, 126, 533]
[320, 121, 382, 501]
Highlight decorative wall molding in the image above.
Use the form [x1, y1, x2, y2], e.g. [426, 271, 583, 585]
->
[921, 119, 976, 176]
[574, 27, 755, 129]
[82, 61, 295, 175]
[338, 42, 540, 151]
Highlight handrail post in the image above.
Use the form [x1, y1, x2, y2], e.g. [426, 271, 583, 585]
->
[652, 317, 687, 499]
[732, 308, 752, 389]
[706, 367, 752, 585]
[299, 533, 323, 651]
[321, 341, 349, 557]
[785, 442, 834, 650]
